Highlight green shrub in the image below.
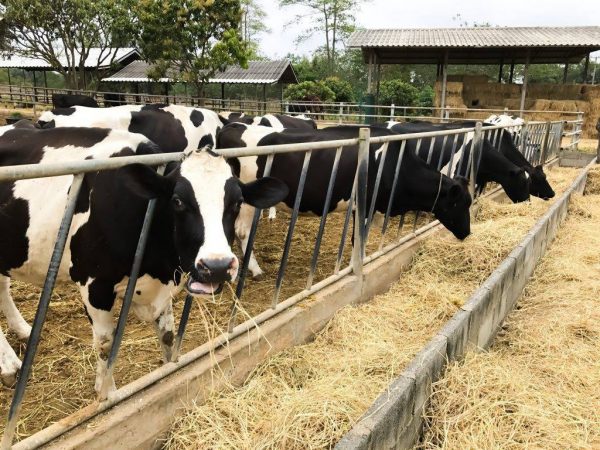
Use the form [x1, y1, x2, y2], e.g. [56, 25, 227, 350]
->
[379, 80, 419, 106]
[284, 81, 335, 103]
[322, 76, 355, 103]
[417, 85, 435, 108]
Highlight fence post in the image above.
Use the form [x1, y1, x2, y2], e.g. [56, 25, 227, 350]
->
[390, 103, 395, 121]
[470, 122, 484, 198]
[339, 102, 344, 124]
[353, 128, 370, 281]
[540, 121, 552, 165]
[520, 122, 529, 161]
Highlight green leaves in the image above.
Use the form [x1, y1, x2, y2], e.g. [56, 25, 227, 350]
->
[135, 0, 249, 93]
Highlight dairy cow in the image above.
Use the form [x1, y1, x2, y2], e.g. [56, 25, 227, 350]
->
[385, 121, 531, 203]
[38, 104, 224, 153]
[218, 123, 472, 278]
[0, 126, 287, 396]
[51, 93, 99, 109]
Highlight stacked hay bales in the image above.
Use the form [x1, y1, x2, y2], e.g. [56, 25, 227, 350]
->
[582, 85, 600, 139]
[434, 81, 468, 117]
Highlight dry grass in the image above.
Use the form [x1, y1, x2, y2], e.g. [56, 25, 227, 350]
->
[420, 167, 600, 450]
[163, 167, 580, 450]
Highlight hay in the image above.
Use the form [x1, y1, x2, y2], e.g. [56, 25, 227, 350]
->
[420, 174, 600, 449]
[164, 167, 580, 450]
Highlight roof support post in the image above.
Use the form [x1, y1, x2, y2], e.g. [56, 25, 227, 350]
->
[519, 50, 531, 118]
[509, 61, 515, 83]
[498, 58, 504, 83]
[32, 70, 37, 107]
[563, 62, 569, 84]
[221, 83, 225, 109]
[262, 84, 267, 114]
[7, 69, 12, 103]
[43, 71, 48, 104]
[440, 50, 449, 120]
[582, 53, 590, 84]
[367, 51, 375, 94]
[164, 82, 170, 104]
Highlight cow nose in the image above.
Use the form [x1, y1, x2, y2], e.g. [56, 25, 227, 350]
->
[198, 258, 236, 279]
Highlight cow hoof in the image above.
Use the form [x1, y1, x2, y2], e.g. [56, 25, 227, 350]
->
[251, 272, 265, 281]
[16, 324, 32, 342]
[0, 354, 22, 387]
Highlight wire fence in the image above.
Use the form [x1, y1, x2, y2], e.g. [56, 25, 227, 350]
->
[0, 116, 564, 448]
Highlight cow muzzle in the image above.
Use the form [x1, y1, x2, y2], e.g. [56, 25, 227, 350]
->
[186, 257, 239, 296]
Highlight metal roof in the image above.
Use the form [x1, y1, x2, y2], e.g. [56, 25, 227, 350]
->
[0, 48, 139, 70]
[349, 26, 600, 64]
[102, 59, 298, 84]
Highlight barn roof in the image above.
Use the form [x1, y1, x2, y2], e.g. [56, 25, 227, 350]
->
[102, 59, 298, 84]
[348, 26, 600, 64]
[0, 48, 140, 70]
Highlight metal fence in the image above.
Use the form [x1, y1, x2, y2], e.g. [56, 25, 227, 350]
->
[0, 118, 562, 449]
[0, 83, 585, 134]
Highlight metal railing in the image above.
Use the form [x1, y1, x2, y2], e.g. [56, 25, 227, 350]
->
[0, 119, 562, 449]
[0, 83, 585, 128]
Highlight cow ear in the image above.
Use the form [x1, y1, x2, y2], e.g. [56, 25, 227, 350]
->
[240, 177, 289, 209]
[510, 167, 525, 177]
[120, 164, 174, 199]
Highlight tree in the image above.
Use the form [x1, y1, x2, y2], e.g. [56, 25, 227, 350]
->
[322, 76, 354, 102]
[378, 80, 419, 106]
[136, 0, 249, 97]
[240, 0, 270, 58]
[279, 0, 364, 74]
[1, 0, 136, 89]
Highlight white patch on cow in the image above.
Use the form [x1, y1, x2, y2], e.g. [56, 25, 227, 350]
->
[386, 120, 400, 129]
[180, 151, 239, 280]
[10, 130, 149, 284]
[441, 131, 474, 178]
[0, 123, 17, 137]
[484, 114, 524, 134]
[0, 275, 31, 340]
[38, 104, 141, 129]
[259, 114, 285, 131]
[374, 142, 389, 160]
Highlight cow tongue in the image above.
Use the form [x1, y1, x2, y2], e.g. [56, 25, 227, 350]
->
[188, 279, 219, 294]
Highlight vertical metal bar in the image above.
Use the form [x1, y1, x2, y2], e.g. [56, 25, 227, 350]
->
[520, 124, 530, 162]
[446, 133, 460, 177]
[97, 166, 165, 397]
[436, 135, 448, 171]
[365, 143, 388, 237]
[352, 128, 370, 278]
[379, 140, 407, 250]
[539, 121, 552, 165]
[306, 147, 343, 290]
[272, 150, 313, 307]
[228, 155, 274, 332]
[334, 180, 356, 274]
[1, 174, 84, 450]
[469, 123, 484, 198]
[172, 293, 193, 361]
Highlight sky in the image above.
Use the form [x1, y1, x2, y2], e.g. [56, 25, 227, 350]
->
[254, 0, 600, 59]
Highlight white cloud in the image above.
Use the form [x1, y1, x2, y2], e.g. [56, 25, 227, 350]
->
[256, 0, 600, 59]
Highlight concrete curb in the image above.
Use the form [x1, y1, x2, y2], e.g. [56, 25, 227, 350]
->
[335, 159, 596, 450]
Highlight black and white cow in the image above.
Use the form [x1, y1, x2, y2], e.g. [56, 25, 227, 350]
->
[411, 118, 555, 200]
[218, 111, 255, 125]
[38, 104, 223, 153]
[52, 93, 99, 109]
[218, 123, 472, 278]
[384, 121, 531, 203]
[257, 114, 317, 131]
[0, 126, 287, 395]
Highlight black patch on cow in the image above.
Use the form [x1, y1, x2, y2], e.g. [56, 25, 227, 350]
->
[0, 197, 30, 276]
[129, 110, 188, 153]
[190, 110, 204, 127]
[198, 134, 214, 150]
[51, 107, 77, 116]
[141, 104, 168, 111]
[227, 158, 241, 178]
[259, 117, 271, 127]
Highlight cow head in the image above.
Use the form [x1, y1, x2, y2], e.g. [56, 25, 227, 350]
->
[526, 165, 555, 200]
[432, 177, 472, 240]
[121, 150, 288, 295]
[502, 167, 531, 203]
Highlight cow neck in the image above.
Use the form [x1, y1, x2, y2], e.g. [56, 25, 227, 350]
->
[479, 145, 519, 185]
[500, 131, 532, 169]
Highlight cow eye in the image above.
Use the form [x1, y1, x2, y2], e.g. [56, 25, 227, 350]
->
[172, 197, 185, 211]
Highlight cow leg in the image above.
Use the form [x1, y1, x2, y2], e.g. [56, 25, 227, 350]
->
[0, 275, 31, 341]
[268, 207, 277, 221]
[81, 282, 116, 398]
[235, 204, 264, 279]
[132, 299, 175, 363]
[0, 326, 21, 386]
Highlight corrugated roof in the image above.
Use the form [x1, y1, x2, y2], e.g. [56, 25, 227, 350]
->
[348, 26, 600, 48]
[103, 59, 298, 84]
[0, 48, 139, 69]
